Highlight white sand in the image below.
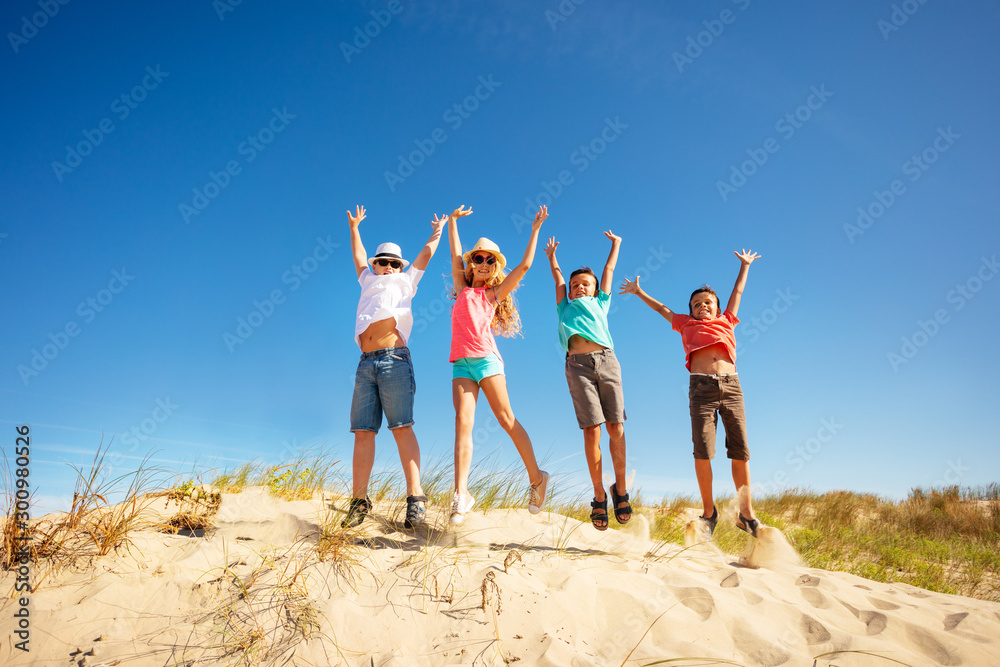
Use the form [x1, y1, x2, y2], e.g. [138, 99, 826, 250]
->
[3, 488, 1000, 666]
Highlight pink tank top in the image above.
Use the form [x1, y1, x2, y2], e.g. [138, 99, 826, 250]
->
[450, 287, 503, 363]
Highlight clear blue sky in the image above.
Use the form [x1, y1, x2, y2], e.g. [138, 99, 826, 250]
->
[3, 1, 999, 511]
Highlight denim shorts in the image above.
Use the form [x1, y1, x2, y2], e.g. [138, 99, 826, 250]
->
[452, 354, 504, 383]
[689, 373, 749, 461]
[565, 349, 626, 428]
[350, 347, 415, 433]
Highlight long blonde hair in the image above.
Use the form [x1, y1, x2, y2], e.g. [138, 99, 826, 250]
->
[451, 262, 522, 338]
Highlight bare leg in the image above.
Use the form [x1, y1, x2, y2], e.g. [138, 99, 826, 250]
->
[606, 421, 629, 522]
[694, 458, 714, 517]
[732, 459, 754, 518]
[453, 378, 479, 496]
[479, 374, 542, 485]
[351, 431, 377, 498]
[583, 425, 604, 502]
[390, 425, 423, 497]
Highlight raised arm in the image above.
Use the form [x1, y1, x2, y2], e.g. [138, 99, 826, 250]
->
[619, 276, 675, 323]
[411, 214, 447, 271]
[447, 205, 474, 293]
[544, 236, 566, 304]
[347, 205, 367, 278]
[724, 249, 761, 317]
[600, 230, 621, 295]
[493, 205, 548, 302]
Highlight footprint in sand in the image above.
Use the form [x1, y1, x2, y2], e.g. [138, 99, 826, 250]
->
[720, 571, 740, 588]
[905, 623, 962, 666]
[729, 623, 791, 666]
[867, 596, 901, 611]
[671, 586, 716, 621]
[799, 586, 828, 609]
[943, 612, 969, 631]
[858, 610, 888, 636]
[839, 599, 888, 636]
[795, 574, 821, 587]
[800, 613, 833, 645]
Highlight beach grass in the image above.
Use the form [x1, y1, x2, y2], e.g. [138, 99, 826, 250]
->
[3, 447, 998, 603]
[639, 484, 1000, 601]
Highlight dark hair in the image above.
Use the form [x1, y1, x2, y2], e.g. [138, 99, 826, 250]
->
[688, 285, 719, 315]
[569, 267, 598, 296]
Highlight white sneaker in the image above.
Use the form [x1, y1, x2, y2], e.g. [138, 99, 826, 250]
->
[528, 470, 549, 514]
[449, 492, 475, 525]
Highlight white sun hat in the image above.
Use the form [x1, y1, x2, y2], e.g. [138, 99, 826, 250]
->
[367, 242, 409, 269]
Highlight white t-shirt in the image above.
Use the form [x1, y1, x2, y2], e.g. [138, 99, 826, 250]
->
[354, 266, 424, 349]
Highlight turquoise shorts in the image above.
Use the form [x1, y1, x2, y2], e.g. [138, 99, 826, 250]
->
[452, 354, 504, 383]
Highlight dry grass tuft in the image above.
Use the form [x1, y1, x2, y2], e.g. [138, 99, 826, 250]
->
[480, 570, 501, 615]
[2, 443, 163, 589]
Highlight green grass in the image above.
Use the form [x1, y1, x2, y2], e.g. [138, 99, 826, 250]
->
[641, 485, 1000, 601]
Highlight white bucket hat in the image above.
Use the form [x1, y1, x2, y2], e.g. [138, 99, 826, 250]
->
[368, 242, 409, 269]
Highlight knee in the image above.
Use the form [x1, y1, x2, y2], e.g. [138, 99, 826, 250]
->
[390, 424, 414, 438]
[495, 409, 517, 432]
[606, 422, 624, 439]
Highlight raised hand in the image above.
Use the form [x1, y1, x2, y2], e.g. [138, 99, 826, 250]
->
[532, 205, 548, 231]
[734, 248, 761, 265]
[449, 205, 473, 220]
[544, 236, 559, 259]
[619, 276, 640, 295]
[604, 230, 621, 244]
[348, 205, 366, 228]
[431, 213, 448, 234]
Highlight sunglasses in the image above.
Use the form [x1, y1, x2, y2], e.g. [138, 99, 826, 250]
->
[374, 258, 402, 269]
[472, 254, 496, 266]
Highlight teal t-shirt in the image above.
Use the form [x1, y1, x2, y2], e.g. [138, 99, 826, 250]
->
[556, 290, 614, 352]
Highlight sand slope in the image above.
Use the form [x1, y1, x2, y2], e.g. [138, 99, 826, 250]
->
[3, 488, 1000, 666]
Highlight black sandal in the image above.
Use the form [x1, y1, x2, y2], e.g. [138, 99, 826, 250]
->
[700, 505, 719, 536]
[341, 497, 371, 528]
[609, 483, 632, 525]
[404, 495, 427, 529]
[590, 497, 609, 531]
[736, 512, 760, 538]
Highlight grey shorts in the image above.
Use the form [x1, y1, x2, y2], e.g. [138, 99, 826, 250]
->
[689, 373, 749, 461]
[564, 349, 626, 429]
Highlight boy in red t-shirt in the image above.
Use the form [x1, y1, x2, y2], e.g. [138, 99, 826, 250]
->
[620, 249, 761, 538]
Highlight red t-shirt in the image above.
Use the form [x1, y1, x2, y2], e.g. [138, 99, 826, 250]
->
[671, 310, 740, 371]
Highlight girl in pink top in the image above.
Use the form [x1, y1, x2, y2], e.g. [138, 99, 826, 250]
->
[620, 249, 762, 539]
[445, 204, 550, 525]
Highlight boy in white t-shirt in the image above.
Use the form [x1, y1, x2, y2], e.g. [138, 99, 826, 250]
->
[343, 205, 446, 529]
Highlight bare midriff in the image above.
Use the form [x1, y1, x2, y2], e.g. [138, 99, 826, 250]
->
[567, 334, 607, 355]
[689, 342, 737, 375]
[358, 317, 405, 353]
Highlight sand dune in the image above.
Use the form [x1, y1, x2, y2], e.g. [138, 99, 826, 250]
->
[3, 488, 999, 666]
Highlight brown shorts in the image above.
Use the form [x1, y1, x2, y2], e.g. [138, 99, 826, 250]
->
[565, 349, 626, 429]
[689, 373, 749, 461]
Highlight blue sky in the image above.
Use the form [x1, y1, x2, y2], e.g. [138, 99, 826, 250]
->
[3, 1, 999, 512]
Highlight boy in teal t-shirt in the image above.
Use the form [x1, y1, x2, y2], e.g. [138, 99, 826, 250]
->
[544, 231, 630, 531]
